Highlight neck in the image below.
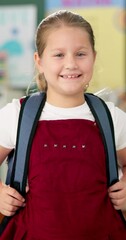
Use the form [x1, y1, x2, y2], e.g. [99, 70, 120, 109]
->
[46, 92, 85, 108]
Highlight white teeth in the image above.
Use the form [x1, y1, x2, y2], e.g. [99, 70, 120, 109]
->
[62, 75, 79, 78]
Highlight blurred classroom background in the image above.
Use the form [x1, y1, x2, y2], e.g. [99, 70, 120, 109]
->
[0, 0, 125, 181]
[0, 0, 125, 106]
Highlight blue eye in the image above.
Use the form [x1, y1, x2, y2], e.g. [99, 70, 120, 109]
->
[77, 52, 86, 57]
[55, 53, 64, 57]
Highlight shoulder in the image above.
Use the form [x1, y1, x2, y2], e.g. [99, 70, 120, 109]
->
[105, 101, 126, 150]
[91, 94, 126, 150]
[0, 98, 21, 116]
[105, 101, 126, 122]
[0, 98, 23, 149]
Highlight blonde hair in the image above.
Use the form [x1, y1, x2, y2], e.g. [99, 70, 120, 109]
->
[35, 10, 95, 91]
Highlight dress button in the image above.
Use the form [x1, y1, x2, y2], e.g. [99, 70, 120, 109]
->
[44, 144, 48, 147]
[72, 145, 76, 148]
[54, 144, 58, 148]
[82, 145, 86, 148]
[63, 145, 67, 148]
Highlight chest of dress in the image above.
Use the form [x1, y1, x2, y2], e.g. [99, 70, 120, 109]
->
[28, 119, 107, 194]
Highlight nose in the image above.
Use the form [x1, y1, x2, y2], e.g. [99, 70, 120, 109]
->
[65, 55, 78, 70]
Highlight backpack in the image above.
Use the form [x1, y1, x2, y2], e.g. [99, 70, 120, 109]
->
[0, 91, 119, 235]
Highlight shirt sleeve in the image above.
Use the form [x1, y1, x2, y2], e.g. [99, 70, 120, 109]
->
[0, 99, 20, 149]
[106, 102, 126, 150]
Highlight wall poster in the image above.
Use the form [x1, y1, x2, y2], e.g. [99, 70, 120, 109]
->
[0, 5, 37, 89]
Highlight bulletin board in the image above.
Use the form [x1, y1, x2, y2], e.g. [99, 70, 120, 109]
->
[45, 0, 126, 93]
[0, 0, 45, 89]
[0, 0, 45, 25]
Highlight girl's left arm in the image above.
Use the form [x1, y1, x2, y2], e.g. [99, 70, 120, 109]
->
[108, 147, 126, 219]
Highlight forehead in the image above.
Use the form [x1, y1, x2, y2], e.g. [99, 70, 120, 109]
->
[46, 26, 90, 46]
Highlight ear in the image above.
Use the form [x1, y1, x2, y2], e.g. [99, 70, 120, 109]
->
[34, 52, 43, 73]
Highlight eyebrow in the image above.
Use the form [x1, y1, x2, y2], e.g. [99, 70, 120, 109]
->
[51, 46, 89, 52]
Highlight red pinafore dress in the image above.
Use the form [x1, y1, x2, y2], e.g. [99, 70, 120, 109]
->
[1, 119, 126, 239]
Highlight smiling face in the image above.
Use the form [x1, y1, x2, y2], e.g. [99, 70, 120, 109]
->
[34, 26, 96, 106]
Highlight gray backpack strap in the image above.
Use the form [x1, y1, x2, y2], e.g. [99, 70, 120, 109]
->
[85, 93, 118, 187]
[10, 91, 46, 196]
[0, 92, 46, 235]
[5, 95, 30, 186]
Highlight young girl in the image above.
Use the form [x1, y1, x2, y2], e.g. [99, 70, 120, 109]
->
[0, 10, 126, 240]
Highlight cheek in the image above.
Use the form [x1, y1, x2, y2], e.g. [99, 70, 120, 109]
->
[48, 65, 61, 75]
[43, 66, 57, 80]
[88, 57, 95, 69]
[84, 62, 94, 73]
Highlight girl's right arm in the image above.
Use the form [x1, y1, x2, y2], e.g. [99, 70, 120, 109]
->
[0, 145, 26, 217]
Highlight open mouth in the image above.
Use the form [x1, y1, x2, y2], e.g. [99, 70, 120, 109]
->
[60, 74, 81, 79]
